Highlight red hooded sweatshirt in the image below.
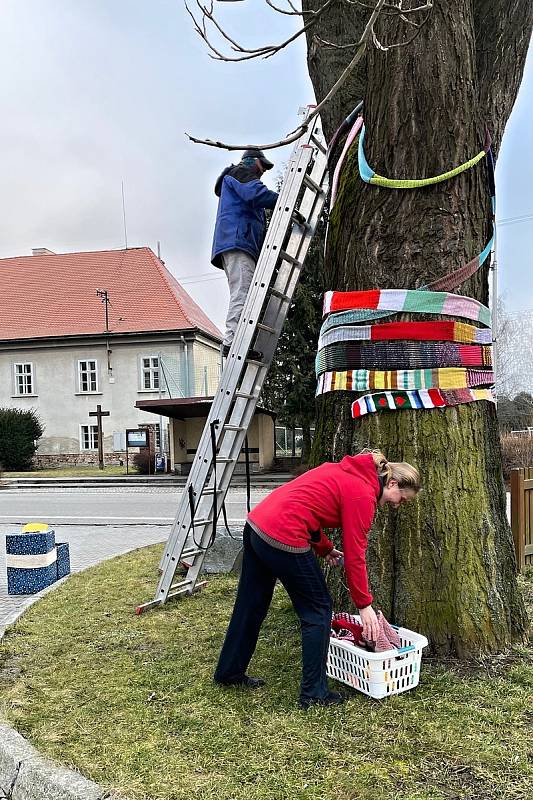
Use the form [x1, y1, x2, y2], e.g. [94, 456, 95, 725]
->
[247, 453, 380, 609]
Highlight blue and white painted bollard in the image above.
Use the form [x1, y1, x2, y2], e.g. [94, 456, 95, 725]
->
[6, 524, 58, 595]
[5, 522, 70, 594]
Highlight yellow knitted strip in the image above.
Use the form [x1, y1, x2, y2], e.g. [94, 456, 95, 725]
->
[453, 321, 477, 344]
[437, 369, 468, 390]
[370, 149, 486, 189]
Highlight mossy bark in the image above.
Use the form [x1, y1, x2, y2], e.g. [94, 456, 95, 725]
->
[303, 0, 533, 656]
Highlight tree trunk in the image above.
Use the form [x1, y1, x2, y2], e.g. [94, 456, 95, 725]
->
[300, 419, 313, 464]
[303, 0, 532, 656]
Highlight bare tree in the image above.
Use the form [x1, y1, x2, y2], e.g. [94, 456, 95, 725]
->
[495, 299, 533, 399]
[185, 0, 533, 656]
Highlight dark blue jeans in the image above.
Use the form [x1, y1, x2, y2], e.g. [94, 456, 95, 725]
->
[214, 523, 333, 701]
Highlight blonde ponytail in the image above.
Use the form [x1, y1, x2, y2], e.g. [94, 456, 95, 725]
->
[360, 449, 421, 493]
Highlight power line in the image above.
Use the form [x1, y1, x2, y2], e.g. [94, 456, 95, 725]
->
[496, 212, 533, 227]
[179, 275, 225, 286]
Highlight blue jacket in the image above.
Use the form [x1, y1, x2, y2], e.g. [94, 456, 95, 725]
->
[211, 165, 278, 268]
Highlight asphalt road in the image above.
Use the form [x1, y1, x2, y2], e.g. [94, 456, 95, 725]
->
[0, 487, 272, 526]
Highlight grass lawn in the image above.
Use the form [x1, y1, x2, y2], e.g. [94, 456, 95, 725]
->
[0, 546, 531, 800]
[3, 466, 140, 478]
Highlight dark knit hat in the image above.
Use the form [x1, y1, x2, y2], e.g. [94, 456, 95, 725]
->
[242, 148, 274, 170]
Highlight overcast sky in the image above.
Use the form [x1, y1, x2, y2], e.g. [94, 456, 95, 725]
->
[0, 1, 531, 332]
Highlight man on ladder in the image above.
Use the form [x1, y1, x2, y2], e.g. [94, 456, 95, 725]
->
[135, 117, 327, 615]
[211, 148, 278, 361]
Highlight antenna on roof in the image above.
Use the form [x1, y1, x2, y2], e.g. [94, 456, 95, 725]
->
[157, 241, 161, 260]
[121, 180, 128, 250]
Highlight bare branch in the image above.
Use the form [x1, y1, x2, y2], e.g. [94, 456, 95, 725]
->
[264, 0, 304, 15]
[347, 0, 432, 12]
[185, 0, 336, 62]
[187, 0, 387, 150]
[186, 0, 433, 150]
[371, 2, 433, 51]
[314, 36, 363, 50]
[186, 125, 309, 151]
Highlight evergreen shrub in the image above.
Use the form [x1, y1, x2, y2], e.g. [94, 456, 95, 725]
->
[0, 408, 44, 471]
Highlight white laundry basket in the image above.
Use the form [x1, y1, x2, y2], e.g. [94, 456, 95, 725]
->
[327, 614, 429, 699]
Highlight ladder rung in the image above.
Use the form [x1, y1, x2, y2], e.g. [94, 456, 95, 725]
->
[279, 250, 302, 267]
[224, 424, 246, 431]
[216, 456, 234, 462]
[303, 173, 324, 194]
[235, 392, 256, 400]
[167, 578, 194, 592]
[310, 134, 327, 154]
[181, 548, 203, 559]
[202, 487, 224, 495]
[256, 323, 277, 334]
[270, 288, 291, 302]
[167, 581, 207, 600]
[190, 518, 210, 527]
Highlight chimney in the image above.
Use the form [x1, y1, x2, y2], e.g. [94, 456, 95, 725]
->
[32, 248, 55, 256]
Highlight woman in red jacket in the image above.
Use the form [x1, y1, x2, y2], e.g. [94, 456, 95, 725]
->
[214, 450, 421, 708]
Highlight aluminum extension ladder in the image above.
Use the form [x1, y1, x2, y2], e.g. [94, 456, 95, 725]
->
[135, 116, 328, 614]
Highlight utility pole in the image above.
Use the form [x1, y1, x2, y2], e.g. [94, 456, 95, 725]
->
[96, 289, 110, 332]
[96, 289, 112, 375]
[89, 404, 110, 470]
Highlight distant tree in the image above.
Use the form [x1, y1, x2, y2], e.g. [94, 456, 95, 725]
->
[0, 408, 44, 471]
[261, 216, 326, 462]
[497, 392, 533, 433]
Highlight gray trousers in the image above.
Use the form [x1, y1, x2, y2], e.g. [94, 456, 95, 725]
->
[221, 249, 256, 347]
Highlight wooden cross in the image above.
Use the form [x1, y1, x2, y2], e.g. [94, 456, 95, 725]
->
[89, 404, 110, 470]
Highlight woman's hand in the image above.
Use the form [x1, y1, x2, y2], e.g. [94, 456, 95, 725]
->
[359, 605, 380, 642]
[324, 548, 343, 567]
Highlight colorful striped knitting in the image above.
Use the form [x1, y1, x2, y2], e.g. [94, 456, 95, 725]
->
[328, 104, 495, 292]
[330, 116, 363, 207]
[323, 289, 491, 326]
[315, 342, 493, 376]
[358, 124, 490, 189]
[316, 368, 494, 396]
[318, 320, 492, 350]
[351, 388, 495, 418]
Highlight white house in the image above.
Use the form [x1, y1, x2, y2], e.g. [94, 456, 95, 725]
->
[0, 246, 222, 466]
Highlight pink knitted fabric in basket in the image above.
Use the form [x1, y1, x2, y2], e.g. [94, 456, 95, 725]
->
[332, 611, 401, 652]
[366, 612, 402, 652]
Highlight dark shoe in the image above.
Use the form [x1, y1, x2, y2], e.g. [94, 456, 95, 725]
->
[215, 675, 265, 689]
[222, 345, 230, 358]
[299, 691, 345, 710]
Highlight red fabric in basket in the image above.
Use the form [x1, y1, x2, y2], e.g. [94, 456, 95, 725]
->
[332, 611, 402, 652]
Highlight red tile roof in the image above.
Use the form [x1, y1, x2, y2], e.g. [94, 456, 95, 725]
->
[0, 247, 222, 341]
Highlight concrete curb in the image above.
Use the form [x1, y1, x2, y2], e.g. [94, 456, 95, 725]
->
[1, 473, 292, 490]
[0, 724, 121, 799]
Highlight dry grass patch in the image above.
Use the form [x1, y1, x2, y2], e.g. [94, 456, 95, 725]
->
[0, 549, 531, 800]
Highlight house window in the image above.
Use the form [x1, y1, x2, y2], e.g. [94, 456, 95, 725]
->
[80, 425, 99, 451]
[78, 359, 98, 393]
[14, 363, 34, 395]
[141, 356, 160, 390]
